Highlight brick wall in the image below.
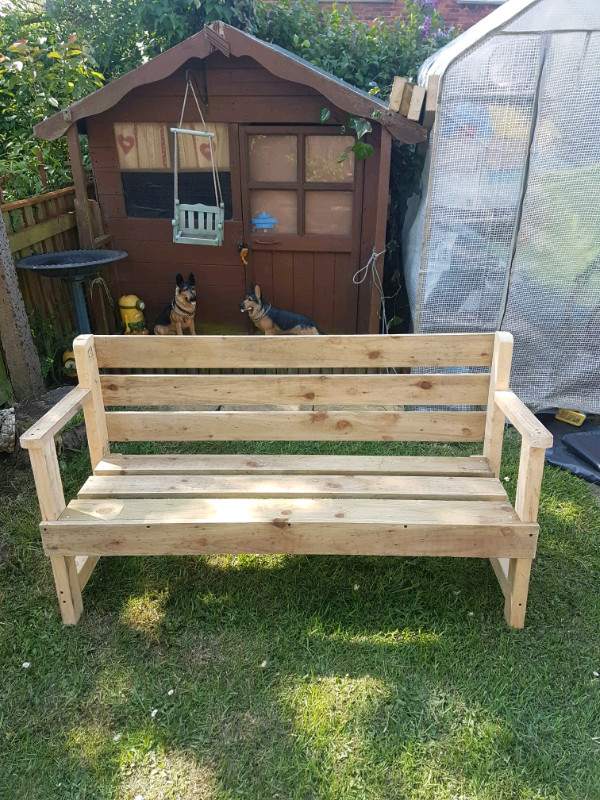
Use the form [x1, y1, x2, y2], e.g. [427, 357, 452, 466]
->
[327, 1, 502, 29]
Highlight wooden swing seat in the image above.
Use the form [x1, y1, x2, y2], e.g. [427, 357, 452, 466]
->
[20, 332, 552, 628]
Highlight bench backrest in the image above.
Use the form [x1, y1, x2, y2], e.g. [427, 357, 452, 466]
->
[73, 332, 512, 467]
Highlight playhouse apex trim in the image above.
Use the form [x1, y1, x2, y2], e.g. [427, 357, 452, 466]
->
[35, 23, 427, 145]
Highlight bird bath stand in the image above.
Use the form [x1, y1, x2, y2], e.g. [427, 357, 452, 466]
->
[17, 250, 127, 334]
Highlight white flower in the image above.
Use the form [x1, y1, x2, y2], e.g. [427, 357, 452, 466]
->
[354, 584, 359, 591]
[22, 662, 30, 669]
[134, 795, 144, 800]
[593, 671, 599, 677]
[168, 689, 174, 696]
[468, 612, 474, 617]
[112, 733, 121, 742]
[260, 660, 267, 668]
[151, 709, 158, 718]
[453, 590, 461, 595]
[504, 477, 510, 482]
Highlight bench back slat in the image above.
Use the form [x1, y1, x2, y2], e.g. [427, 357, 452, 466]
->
[94, 333, 495, 369]
[100, 372, 491, 408]
[105, 410, 488, 443]
[71, 333, 510, 448]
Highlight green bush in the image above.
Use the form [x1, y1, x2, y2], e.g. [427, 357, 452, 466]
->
[1, 0, 452, 221]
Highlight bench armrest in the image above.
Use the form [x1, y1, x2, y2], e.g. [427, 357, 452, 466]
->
[494, 390, 552, 524]
[494, 391, 553, 450]
[20, 387, 91, 450]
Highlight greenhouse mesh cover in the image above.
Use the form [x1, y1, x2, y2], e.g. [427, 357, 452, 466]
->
[404, 0, 600, 413]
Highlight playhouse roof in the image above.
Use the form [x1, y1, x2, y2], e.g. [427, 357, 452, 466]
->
[35, 22, 426, 145]
[418, 0, 600, 85]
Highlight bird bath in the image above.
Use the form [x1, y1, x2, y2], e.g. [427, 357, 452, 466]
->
[17, 249, 127, 334]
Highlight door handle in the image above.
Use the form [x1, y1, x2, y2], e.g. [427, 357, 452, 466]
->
[253, 240, 282, 245]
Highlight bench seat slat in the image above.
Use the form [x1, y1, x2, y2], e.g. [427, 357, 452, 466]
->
[94, 455, 495, 477]
[79, 474, 508, 501]
[41, 498, 536, 559]
[105, 410, 487, 442]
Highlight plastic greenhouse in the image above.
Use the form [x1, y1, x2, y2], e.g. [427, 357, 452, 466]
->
[403, 0, 600, 413]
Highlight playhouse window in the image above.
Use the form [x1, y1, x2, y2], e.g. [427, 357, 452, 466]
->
[247, 130, 356, 237]
[114, 122, 233, 219]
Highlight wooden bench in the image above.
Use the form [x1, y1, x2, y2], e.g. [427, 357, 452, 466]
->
[20, 332, 552, 628]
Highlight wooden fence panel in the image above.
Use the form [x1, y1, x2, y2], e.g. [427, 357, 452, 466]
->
[2, 187, 80, 339]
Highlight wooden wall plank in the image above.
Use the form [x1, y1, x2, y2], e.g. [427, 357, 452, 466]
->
[293, 252, 313, 319]
[272, 251, 294, 311]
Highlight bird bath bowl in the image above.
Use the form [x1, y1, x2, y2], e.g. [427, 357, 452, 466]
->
[17, 249, 127, 334]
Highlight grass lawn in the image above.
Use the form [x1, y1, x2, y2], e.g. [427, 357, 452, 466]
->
[1, 430, 599, 799]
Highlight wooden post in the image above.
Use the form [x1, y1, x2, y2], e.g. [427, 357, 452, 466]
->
[28, 442, 83, 624]
[73, 334, 110, 469]
[368, 128, 392, 334]
[483, 332, 513, 476]
[0, 213, 44, 400]
[66, 124, 94, 249]
[502, 441, 545, 628]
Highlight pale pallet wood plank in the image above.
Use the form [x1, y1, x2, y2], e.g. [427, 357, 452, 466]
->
[43, 498, 537, 559]
[483, 332, 513, 477]
[495, 392, 553, 449]
[407, 85, 426, 121]
[75, 555, 100, 590]
[105, 409, 487, 443]
[388, 76, 407, 113]
[99, 372, 491, 408]
[73, 335, 110, 469]
[94, 333, 495, 370]
[27, 442, 83, 624]
[94, 454, 495, 477]
[79, 473, 508, 501]
[20, 387, 91, 448]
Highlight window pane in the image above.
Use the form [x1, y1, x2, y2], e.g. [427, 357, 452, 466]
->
[175, 123, 230, 170]
[122, 172, 233, 219]
[115, 123, 171, 170]
[251, 190, 298, 234]
[305, 136, 355, 183]
[248, 135, 297, 182]
[305, 192, 353, 236]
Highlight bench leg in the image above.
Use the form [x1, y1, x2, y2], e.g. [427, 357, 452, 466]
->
[504, 558, 531, 629]
[50, 556, 83, 625]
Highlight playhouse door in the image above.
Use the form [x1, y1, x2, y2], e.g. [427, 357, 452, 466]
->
[240, 126, 364, 334]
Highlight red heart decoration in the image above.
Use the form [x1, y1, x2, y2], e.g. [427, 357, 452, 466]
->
[117, 134, 135, 155]
[199, 142, 212, 161]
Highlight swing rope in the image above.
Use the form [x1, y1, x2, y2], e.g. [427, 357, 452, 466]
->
[174, 75, 224, 217]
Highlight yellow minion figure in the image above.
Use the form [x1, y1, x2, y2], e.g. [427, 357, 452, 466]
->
[62, 350, 77, 378]
[119, 295, 149, 335]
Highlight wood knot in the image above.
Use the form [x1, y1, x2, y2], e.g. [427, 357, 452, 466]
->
[419, 380, 432, 390]
[281, 509, 292, 516]
[247, 461, 260, 468]
[96, 506, 114, 515]
[334, 512, 345, 518]
[462, 428, 472, 436]
[368, 350, 380, 360]
[326, 482, 341, 489]
[336, 420, 351, 430]
[272, 517, 291, 529]
[312, 412, 327, 423]
[304, 392, 315, 400]
[107, 383, 118, 392]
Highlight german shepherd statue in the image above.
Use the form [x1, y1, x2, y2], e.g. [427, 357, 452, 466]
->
[239, 284, 320, 335]
[154, 273, 196, 335]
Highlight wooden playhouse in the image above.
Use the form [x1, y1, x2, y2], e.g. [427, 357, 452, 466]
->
[34, 23, 426, 335]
